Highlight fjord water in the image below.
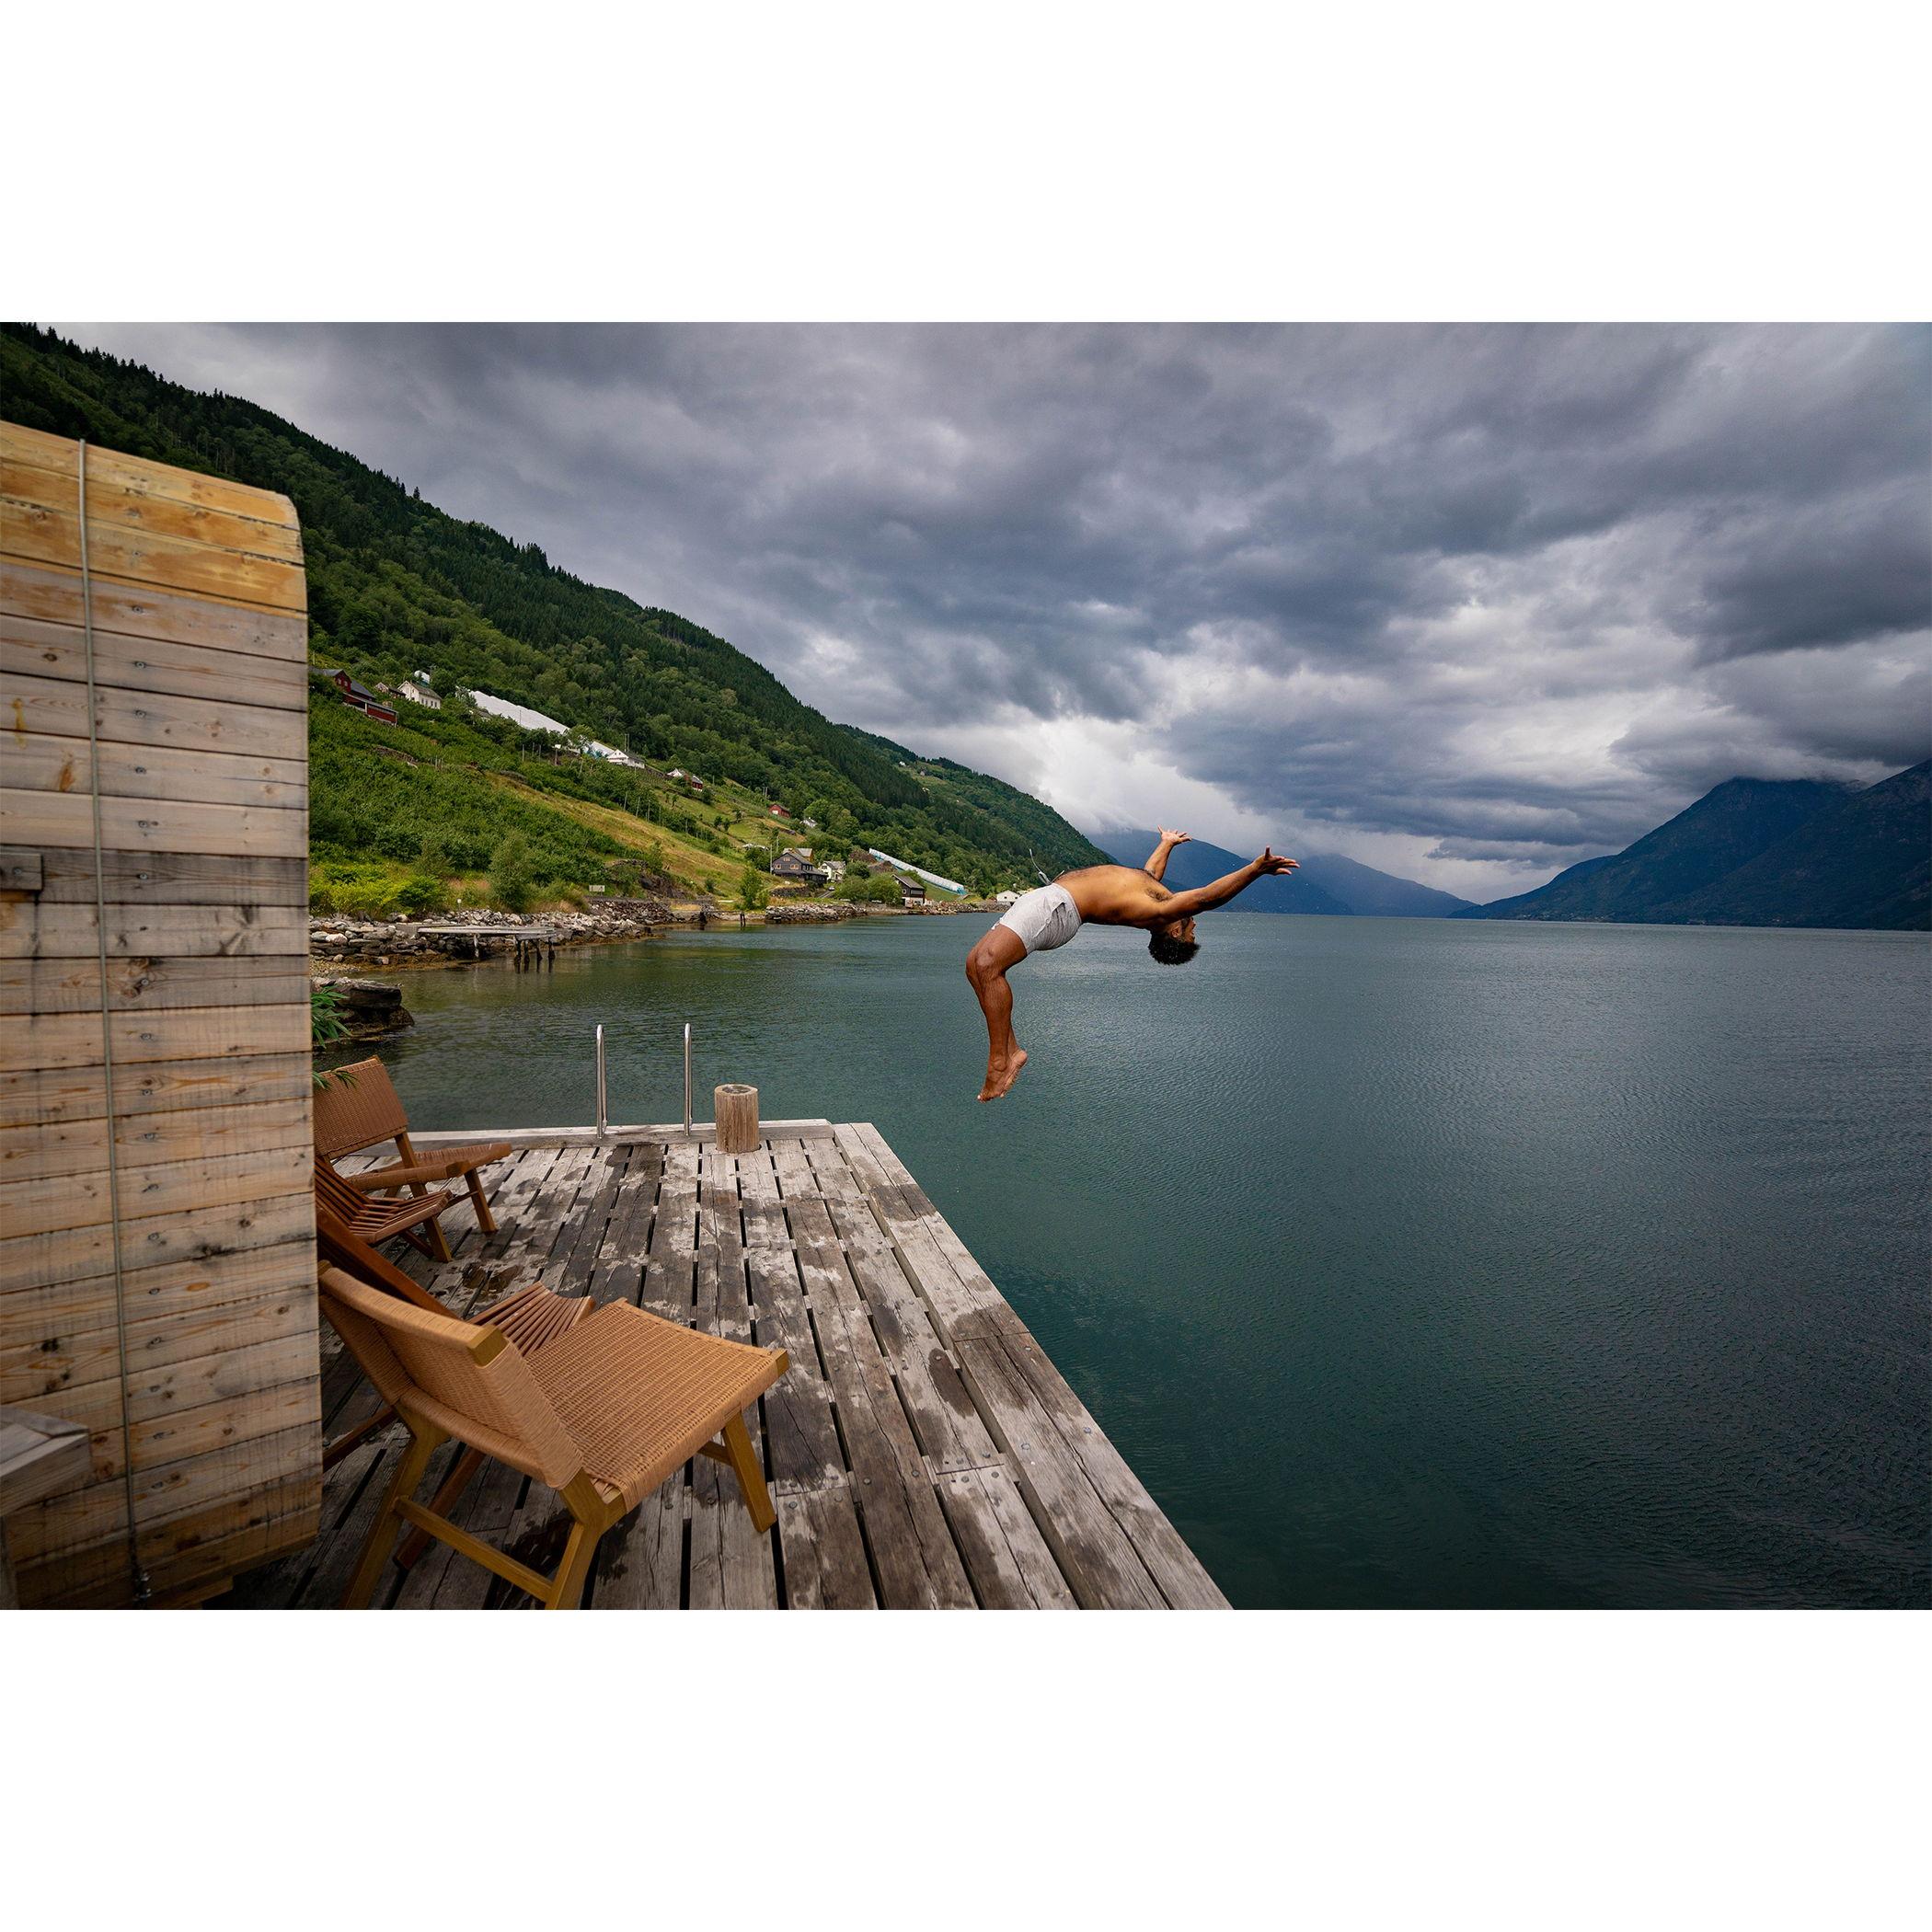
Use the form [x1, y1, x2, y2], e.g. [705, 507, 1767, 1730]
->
[364, 914, 1931, 1608]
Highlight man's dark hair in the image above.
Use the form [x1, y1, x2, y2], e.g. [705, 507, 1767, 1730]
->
[1148, 929, 1201, 966]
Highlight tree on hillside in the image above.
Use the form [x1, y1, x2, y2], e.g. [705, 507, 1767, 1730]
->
[490, 832, 536, 912]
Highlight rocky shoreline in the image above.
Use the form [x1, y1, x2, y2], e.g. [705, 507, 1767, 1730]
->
[308, 899, 672, 970]
[308, 892, 985, 968]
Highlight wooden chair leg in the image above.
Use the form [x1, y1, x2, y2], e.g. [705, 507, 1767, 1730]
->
[396, 1446, 486, 1569]
[423, 1216, 454, 1262]
[545, 1475, 612, 1609]
[342, 1422, 445, 1608]
[719, 1411, 776, 1535]
[465, 1167, 498, 1235]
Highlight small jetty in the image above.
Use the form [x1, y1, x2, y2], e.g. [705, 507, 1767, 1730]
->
[234, 1121, 1228, 1610]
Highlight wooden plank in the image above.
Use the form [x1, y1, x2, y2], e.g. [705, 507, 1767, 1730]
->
[592, 1476, 684, 1608]
[5, 1000, 308, 1073]
[6, 1419, 319, 1568]
[0, 901, 308, 961]
[585, 1144, 661, 1305]
[788, 1196, 974, 1609]
[984, 1319, 1228, 1610]
[6, 722, 305, 809]
[549, 1145, 633, 1296]
[1, 1248, 316, 1401]
[16, 1466, 319, 1609]
[949, 1330, 1166, 1610]
[1, 604, 309, 707]
[936, 1465, 1079, 1610]
[0, 1092, 312, 1185]
[117, 1378, 320, 1483]
[0, 785, 308, 858]
[773, 1485, 877, 1610]
[826, 1198, 1003, 1474]
[0, 558, 309, 663]
[686, 1147, 776, 1610]
[0, 1185, 312, 1295]
[639, 1146, 696, 1317]
[6, 848, 308, 910]
[1, 423, 301, 528]
[9, 1329, 321, 1449]
[1, 495, 307, 613]
[3, 455, 306, 563]
[744, 1240, 843, 1493]
[0, 1049, 311, 1130]
[0, 955, 311, 1021]
[0, 1139, 311, 1241]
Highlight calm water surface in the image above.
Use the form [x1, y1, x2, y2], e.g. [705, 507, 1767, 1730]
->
[348, 914, 1931, 1608]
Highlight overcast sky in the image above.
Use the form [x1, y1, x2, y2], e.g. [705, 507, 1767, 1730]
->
[59, 322, 1931, 897]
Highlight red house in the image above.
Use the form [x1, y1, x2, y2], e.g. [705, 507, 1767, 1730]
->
[326, 667, 397, 725]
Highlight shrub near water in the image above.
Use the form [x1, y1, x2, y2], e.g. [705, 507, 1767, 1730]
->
[489, 833, 537, 912]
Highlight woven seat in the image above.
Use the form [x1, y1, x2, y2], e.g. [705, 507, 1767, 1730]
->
[315, 1153, 457, 1259]
[526, 1302, 787, 1511]
[315, 1056, 512, 1260]
[318, 1264, 788, 1609]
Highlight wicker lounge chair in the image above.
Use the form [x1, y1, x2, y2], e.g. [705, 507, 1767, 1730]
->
[314, 1056, 512, 1260]
[315, 1203, 592, 1472]
[315, 1152, 460, 1260]
[319, 1264, 789, 1608]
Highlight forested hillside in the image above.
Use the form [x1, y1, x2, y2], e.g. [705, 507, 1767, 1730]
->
[2, 325, 1106, 898]
[1458, 765, 1929, 930]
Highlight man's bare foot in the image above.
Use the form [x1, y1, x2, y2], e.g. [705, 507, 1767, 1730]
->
[976, 1048, 1029, 1101]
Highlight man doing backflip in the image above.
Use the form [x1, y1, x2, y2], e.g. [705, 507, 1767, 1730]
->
[964, 828, 1298, 1100]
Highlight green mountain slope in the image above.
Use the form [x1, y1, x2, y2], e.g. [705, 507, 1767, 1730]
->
[1458, 766, 1928, 930]
[1656, 759, 1930, 929]
[2, 324, 1106, 895]
[1457, 777, 1854, 922]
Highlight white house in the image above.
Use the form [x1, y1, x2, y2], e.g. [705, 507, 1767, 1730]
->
[994, 889, 1021, 905]
[397, 675, 441, 710]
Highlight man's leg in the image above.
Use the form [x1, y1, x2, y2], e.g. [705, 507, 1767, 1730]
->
[965, 926, 1029, 1101]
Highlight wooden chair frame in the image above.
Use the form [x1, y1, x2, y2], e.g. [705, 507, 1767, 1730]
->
[318, 1267, 786, 1610]
[315, 1057, 511, 1263]
[348, 1408, 773, 1612]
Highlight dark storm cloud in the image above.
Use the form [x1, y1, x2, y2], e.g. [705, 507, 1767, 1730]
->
[59, 320, 1932, 891]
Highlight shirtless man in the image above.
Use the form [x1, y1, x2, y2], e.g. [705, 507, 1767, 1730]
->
[964, 828, 1299, 1100]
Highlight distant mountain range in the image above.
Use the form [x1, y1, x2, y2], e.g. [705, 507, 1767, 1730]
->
[1093, 832, 1473, 917]
[1455, 760, 1930, 931]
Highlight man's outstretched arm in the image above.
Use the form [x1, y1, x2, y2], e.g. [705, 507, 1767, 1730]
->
[1143, 826, 1191, 882]
[1159, 846, 1298, 917]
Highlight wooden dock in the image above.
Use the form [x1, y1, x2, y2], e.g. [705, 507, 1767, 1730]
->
[233, 1124, 1228, 1610]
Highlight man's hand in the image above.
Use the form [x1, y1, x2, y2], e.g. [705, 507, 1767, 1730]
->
[1254, 846, 1298, 876]
[1156, 826, 1192, 845]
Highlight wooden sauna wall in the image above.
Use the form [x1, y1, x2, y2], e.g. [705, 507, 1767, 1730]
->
[0, 420, 320, 1607]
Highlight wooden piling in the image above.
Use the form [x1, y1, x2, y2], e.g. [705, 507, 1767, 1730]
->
[715, 1084, 760, 1154]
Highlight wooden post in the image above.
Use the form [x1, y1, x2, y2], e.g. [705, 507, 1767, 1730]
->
[715, 1084, 760, 1154]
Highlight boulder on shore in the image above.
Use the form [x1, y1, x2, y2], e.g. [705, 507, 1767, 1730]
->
[317, 977, 414, 1040]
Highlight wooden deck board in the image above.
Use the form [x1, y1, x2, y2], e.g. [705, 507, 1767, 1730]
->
[238, 1124, 1226, 1610]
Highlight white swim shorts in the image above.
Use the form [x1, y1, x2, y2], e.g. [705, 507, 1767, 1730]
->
[995, 882, 1082, 956]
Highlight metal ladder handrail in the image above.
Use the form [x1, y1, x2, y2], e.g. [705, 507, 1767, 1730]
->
[592, 1020, 693, 1135]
